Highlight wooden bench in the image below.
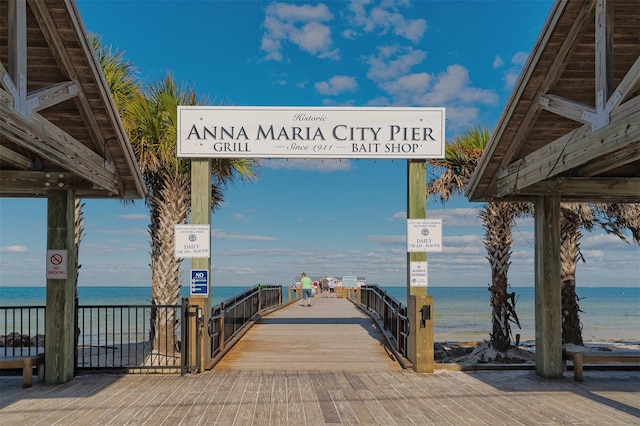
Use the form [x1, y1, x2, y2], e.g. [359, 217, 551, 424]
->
[0, 353, 45, 388]
[563, 350, 640, 382]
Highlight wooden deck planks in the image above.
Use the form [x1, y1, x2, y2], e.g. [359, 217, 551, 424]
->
[1, 369, 639, 425]
[1, 295, 639, 425]
[214, 296, 402, 372]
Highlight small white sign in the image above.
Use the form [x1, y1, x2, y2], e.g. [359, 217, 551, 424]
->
[407, 219, 443, 252]
[46, 249, 68, 279]
[410, 261, 428, 287]
[174, 224, 210, 258]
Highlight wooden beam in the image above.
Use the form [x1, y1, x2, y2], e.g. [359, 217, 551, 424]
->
[496, 107, 640, 197]
[0, 61, 17, 96]
[538, 94, 594, 125]
[522, 178, 640, 202]
[0, 145, 33, 170]
[469, 0, 595, 199]
[27, 0, 109, 158]
[27, 80, 80, 112]
[0, 170, 95, 195]
[499, 0, 596, 169]
[0, 101, 120, 194]
[7, 0, 27, 116]
[534, 195, 563, 379]
[594, 0, 614, 113]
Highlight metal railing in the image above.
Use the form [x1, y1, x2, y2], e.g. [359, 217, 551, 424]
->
[358, 285, 409, 358]
[1, 285, 285, 373]
[0, 306, 46, 357]
[76, 301, 185, 371]
[208, 284, 282, 363]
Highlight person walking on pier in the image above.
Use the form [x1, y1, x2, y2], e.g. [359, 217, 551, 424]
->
[300, 272, 313, 307]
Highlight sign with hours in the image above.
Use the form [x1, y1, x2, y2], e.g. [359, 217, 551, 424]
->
[174, 224, 210, 258]
[407, 219, 442, 252]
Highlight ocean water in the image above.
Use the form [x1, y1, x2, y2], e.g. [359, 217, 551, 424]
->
[1, 285, 638, 344]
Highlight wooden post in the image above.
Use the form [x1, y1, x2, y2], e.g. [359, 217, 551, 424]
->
[408, 295, 434, 373]
[534, 195, 563, 378]
[45, 190, 76, 384]
[406, 160, 429, 367]
[190, 159, 211, 372]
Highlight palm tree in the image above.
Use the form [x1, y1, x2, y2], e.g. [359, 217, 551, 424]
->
[560, 202, 640, 345]
[427, 126, 527, 351]
[559, 204, 593, 345]
[125, 74, 257, 359]
[91, 36, 257, 360]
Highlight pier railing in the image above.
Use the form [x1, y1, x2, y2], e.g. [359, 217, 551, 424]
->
[76, 302, 184, 372]
[0, 306, 46, 357]
[358, 285, 409, 358]
[207, 284, 282, 366]
[0, 284, 284, 373]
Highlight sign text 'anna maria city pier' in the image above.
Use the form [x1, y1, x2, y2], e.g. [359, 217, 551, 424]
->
[177, 106, 445, 159]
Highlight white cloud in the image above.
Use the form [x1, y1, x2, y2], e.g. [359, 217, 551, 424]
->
[492, 55, 504, 69]
[511, 51, 529, 66]
[365, 46, 426, 81]
[366, 234, 405, 245]
[261, 3, 337, 61]
[233, 213, 253, 222]
[502, 51, 529, 90]
[211, 229, 278, 241]
[365, 46, 499, 127]
[345, 0, 427, 43]
[117, 214, 148, 220]
[315, 75, 358, 95]
[389, 211, 406, 220]
[0, 245, 28, 253]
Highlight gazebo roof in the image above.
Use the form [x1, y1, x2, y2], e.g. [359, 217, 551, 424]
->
[466, 0, 639, 203]
[0, 0, 145, 199]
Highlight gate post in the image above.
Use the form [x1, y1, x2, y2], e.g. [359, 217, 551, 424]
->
[190, 159, 212, 372]
[408, 294, 434, 373]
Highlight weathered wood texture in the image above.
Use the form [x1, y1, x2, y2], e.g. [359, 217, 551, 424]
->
[45, 189, 76, 384]
[0, 0, 145, 198]
[564, 349, 640, 382]
[1, 368, 638, 425]
[534, 195, 563, 379]
[0, 354, 44, 388]
[468, 0, 640, 203]
[215, 296, 401, 372]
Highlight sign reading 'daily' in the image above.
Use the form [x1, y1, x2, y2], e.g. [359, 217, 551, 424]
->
[177, 106, 445, 159]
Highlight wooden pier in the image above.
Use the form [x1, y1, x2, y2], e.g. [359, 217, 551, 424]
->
[1, 295, 639, 425]
[215, 294, 401, 371]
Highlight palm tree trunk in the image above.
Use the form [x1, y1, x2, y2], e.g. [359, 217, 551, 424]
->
[149, 170, 190, 359]
[560, 212, 584, 345]
[481, 202, 521, 352]
[74, 199, 85, 373]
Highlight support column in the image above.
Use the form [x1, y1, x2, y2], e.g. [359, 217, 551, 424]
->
[190, 159, 211, 372]
[408, 294, 434, 373]
[407, 160, 432, 371]
[534, 195, 563, 378]
[45, 190, 76, 384]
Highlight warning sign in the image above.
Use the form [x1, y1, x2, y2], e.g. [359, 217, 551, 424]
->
[46, 249, 68, 279]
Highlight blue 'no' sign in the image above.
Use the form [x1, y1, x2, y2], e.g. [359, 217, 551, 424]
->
[190, 269, 209, 296]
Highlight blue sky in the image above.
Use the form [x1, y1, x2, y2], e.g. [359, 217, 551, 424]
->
[1, 0, 638, 289]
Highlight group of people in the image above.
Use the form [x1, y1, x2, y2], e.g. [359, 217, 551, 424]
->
[299, 273, 336, 307]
